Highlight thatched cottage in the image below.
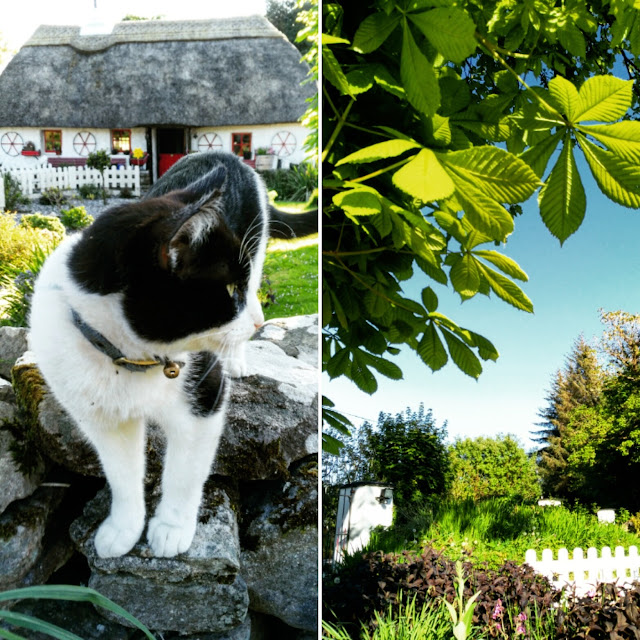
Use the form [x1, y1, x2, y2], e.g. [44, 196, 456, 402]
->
[0, 15, 313, 180]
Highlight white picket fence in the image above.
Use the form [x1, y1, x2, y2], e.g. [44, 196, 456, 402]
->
[4, 164, 140, 197]
[525, 546, 640, 595]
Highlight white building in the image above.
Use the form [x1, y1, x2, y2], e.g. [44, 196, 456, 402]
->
[0, 16, 313, 183]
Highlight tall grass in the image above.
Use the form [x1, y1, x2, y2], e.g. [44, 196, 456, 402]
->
[323, 593, 451, 640]
[366, 497, 640, 568]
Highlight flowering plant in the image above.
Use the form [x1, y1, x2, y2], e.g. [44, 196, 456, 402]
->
[255, 147, 275, 155]
[132, 148, 145, 159]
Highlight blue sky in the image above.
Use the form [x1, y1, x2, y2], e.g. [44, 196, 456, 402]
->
[324, 156, 640, 450]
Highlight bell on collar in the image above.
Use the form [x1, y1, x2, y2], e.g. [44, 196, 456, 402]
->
[163, 361, 181, 379]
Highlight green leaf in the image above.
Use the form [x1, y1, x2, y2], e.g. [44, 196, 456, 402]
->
[441, 329, 483, 378]
[363, 352, 404, 379]
[0, 586, 156, 640]
[574, 75, 633, 123]
[418, 322, 448, 371]
[431, 114, 452, 145]
[0, 611, 82, 640]
[345, 68, 374, 95]
[393, 148, 455, 202]
[409, 8, 477, 63]
[558, 24, 587, 58]
[364, 284, 391, 317]
[322, 432, 345, 455]
[351, 350, 378, 393]
[467, 330, 499, 361]
[579, 121, 640, 162]
[538, 136, 586, 243]
[439, 146, 541, 203]
[473, 250, 529, 281]
[519, 130, 563, 178]
[449, 253, 481, 299]
[421, 286, 438, 312]
[548, 75, 580, 121]
[322, 45, 353, 97]
[478, 263, 534, 312]
[326, 347, 351, 379]
[333, 188, 382, 217]
[454, 183, 515, 241]
[353, 13, 401, 53]
[322, 34, 351, 45]
[401, 23, 440, 116]
[579, 135, 640, 208]
[336, 139, 421, 166]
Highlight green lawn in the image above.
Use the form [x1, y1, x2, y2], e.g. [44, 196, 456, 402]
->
[259, 200, 318, 321]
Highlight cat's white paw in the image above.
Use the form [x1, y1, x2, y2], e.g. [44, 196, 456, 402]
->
[94, 516, 144, 558]
[147, 516, 196, 558]
[225, 356, 247, 378]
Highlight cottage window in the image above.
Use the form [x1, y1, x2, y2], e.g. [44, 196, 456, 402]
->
[43, 130, 62, 154]
[232, 133, 252, 158]
[111, 129, 131, 153]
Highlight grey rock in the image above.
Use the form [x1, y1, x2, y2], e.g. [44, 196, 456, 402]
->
[241, 461, 318, 632]
[70, 485, 249, 634]
[0, 377, 15, 403]
[11, 315, 318, 482]
[255, 315, 318, 367]
[0, 429, 45, 515]
[0, 486, 70, 590]
[0, 326, 28, 380]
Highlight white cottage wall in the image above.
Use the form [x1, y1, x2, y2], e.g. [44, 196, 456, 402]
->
[191, 123, 310, 168]
[0, 127, 147, 168]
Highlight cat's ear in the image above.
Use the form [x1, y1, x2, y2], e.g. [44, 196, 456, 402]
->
[162, 166, 228, 272]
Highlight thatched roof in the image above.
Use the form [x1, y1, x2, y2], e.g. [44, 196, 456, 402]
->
[0, 16, 313, 128]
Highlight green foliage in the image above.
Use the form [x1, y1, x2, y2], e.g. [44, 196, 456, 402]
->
[323, 592, 451, 639]
[76, 183, 107, 201]
[295, 0, 318, 159]
[0, 584, 157, 639]
[534, 312, 640, 510]
[322, 0, 640, 427]
[59, 206, 94, 231]
[262, 164, 318, 202]
[365, 406, 450, 516]
[0, 244, 52, 327]
[2, 173, 30, 211]
[87, 150, 111, 204]
[533, 336, 604, 499]
[367, 497, 640, 569]
[19, 214, 66, 240]
[38, 188, 68, 208]
[449, 435, 540, 502]
[0, 212, 59, 276]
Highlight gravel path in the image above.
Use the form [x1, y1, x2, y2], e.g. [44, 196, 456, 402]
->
[22, 196, 136, 219]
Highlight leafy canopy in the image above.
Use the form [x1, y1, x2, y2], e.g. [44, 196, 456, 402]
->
[322, 0, 640, 415]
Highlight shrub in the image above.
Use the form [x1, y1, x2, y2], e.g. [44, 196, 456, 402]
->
[59, 205, 94, 230]
[119, 186, 134, 198]
[77, 183, 107, 201]
[0, 212, 57, 275]
[262, 163, 318, 201]
[0, 243, 51, 327]
[323, 547, 561, 638]
[20, 213, 66, 240]
[3, 173, 30, 211]
[39, 187, 68, 207]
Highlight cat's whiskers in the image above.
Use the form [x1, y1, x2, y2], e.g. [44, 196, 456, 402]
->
[238, 215, 263, 266]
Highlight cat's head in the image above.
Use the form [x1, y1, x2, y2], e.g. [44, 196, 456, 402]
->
[70, 163, 267, 354]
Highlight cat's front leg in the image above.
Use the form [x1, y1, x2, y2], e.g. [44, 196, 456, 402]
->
[148, 376, 226, 557]
[222, 341, 248, 378]
[86, 418, 147, 558]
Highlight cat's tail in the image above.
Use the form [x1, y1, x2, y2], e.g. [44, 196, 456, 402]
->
[269, 206, 318, 239]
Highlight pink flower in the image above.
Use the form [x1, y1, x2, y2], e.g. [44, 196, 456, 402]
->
[492, 599, 503, 620]
[517, 612, 527, 623]
[516, 624, 526, 635]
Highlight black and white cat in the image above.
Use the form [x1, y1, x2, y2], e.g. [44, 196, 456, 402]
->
[29, 151, 316, 559]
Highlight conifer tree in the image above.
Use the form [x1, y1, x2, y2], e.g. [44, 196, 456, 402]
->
[533, 337, 604, 497]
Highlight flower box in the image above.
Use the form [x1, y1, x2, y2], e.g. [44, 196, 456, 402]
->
[255, 154, 276, 171]
[130, 153, 149, 167]
[21, 150, 41, 157]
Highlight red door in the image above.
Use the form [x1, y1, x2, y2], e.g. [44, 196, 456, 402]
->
[158, 153, 184, 176]
[157, 128, 186, 176]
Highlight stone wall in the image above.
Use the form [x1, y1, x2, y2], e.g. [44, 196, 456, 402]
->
[0, 315, 318, 639]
